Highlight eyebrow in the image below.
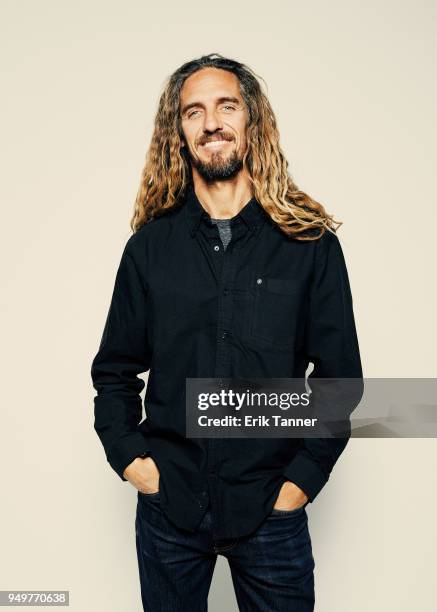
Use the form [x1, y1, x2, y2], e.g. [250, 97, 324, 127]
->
[180, 96, 241, 116]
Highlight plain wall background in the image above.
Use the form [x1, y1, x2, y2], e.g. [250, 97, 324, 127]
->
[1, 1, 436, 610]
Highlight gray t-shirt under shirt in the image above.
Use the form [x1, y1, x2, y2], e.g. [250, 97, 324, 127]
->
[210, 217, 232, 251]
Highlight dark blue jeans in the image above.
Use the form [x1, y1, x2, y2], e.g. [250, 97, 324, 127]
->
[135, 490, 315, 611]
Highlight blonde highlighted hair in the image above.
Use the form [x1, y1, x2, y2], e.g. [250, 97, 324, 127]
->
[131, 53, 341, 240]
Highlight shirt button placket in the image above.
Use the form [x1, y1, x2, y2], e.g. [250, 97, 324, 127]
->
[208, 233, 239, 539]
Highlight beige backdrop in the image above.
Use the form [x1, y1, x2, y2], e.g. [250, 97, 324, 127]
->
[1, 1, 436, 610]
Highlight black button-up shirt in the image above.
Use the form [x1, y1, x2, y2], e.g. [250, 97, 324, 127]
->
[90, 183, 363, 539]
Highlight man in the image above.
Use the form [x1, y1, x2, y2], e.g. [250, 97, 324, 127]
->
[91, 53, 363, 611]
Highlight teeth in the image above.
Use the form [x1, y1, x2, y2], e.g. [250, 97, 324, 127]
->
[203, 140, 228, 148]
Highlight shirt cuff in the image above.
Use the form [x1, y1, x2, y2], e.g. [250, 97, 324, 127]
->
[282, 452, 329, 502]
[107, 432, 151, 481]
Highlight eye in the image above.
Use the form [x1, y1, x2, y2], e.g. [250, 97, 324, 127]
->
[188, 110, 201, 119]
[222, 105, 236, 112]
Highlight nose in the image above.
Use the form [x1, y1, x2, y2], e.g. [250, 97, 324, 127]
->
[203, 109, 223, 133]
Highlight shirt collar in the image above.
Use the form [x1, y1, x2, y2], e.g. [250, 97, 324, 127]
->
[183, 183, 267, 238]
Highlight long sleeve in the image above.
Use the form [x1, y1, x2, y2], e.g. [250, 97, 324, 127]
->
[91, 232, 152, 481]
[283, 229, 363, 502]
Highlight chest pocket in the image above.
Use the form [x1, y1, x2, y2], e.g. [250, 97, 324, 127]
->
[248, 276, 308, 350]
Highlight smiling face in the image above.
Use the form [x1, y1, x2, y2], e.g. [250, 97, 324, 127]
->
[179, 67, 249, 182]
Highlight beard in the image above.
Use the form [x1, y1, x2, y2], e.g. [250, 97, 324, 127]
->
[188, 147, 244, 183]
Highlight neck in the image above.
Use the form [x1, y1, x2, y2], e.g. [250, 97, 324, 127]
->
[191, 169, 254, 220]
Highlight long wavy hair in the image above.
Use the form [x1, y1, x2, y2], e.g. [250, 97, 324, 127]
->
[130, 53, 341, 240]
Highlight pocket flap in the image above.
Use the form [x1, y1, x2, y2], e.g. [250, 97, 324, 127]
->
[263, 277, 304, 295]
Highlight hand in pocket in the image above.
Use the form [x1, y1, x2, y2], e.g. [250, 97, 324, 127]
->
[123, 456, 160, 494]
[274, 480, 308, 511]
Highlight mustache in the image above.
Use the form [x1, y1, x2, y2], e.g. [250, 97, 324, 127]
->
[197, 133, 234, 146]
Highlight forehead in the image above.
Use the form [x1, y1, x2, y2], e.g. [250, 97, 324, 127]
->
[180, 67, 242, 102]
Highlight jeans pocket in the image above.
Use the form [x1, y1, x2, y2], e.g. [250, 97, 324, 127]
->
[271, 503, 306, 517]
[138, 482, 160, 498]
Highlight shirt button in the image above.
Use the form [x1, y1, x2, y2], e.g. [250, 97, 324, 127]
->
[214, 245, 220, 251]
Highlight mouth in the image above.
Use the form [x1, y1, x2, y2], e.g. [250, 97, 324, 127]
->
[200, 139, 233, 150]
